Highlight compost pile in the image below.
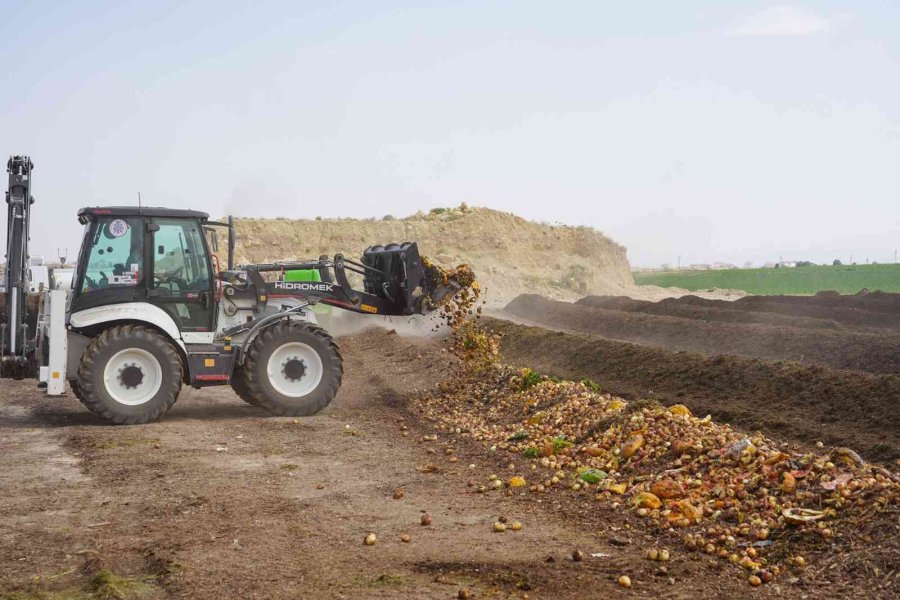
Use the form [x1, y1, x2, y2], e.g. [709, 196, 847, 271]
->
[417, 273, 900, 586]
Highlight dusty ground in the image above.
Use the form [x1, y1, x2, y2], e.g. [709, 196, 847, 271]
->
[2, 328, 897, 599]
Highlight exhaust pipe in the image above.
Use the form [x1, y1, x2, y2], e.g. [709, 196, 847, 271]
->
[227, 215, 235, 271]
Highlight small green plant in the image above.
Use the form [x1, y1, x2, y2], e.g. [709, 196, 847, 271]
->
[507, 430, 529, 442]
[552, 435, 573, 452]
[521, 368, 542, 389]
[580, 378, 602, 393]
[522, 446, 539, 458]
[90, 569, 156, 599]
[429, 207, 447, 214]
[382, 214, 396, 221]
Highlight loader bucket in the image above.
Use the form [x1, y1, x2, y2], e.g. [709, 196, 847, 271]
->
[361, 243, 467, 315]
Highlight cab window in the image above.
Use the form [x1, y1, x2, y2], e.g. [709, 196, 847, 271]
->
[81, 218, 144, 293]
[150, 218, 212, 331]
[152, 219, 211, 293]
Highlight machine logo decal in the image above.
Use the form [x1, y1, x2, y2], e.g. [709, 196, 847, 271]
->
[108, 219, 129, 238]
[273, 281, 335, 293]
[109, 274, 137, 286]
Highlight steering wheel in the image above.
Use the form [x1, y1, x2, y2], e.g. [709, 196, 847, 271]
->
[154, 266, 187, 290]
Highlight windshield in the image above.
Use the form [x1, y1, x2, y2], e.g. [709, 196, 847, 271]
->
[79, 218, 144, 293]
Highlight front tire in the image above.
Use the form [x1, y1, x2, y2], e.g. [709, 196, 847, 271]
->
[239, 321, 343, 416]
[230, 366, 261, 406]
[76, 325, 183, 424]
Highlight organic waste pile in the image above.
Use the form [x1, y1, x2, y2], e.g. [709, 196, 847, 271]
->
[417, 267, 900, 587]
[423, 258, 500, 371]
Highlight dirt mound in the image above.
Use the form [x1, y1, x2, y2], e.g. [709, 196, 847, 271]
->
[578, 295, 844, 331]
[231, 206, 633, 306]
[485, 318, 900, 462]
[737, 290, 900, 317]
[671, 294, 900, 332]
[506, 295, 900, 375]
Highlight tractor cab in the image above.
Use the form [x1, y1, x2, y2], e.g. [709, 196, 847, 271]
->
[72, 207, 216, 334]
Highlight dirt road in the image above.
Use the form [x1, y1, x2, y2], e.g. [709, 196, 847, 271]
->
[1, 329, 895, 599]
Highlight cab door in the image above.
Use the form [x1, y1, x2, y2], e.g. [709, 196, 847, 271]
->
[70, 217, 148, 312]
[148, 218, 215, 338]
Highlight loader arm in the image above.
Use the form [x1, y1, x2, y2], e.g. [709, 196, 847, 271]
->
[221, 242, 460, 327]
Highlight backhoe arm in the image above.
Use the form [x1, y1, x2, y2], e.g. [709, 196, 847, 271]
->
[2, 156, 35, 371]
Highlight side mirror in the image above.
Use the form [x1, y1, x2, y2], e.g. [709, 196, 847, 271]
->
[158, 245, 165, 255]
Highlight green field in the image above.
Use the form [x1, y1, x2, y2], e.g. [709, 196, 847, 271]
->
[633, 263, 900, 295]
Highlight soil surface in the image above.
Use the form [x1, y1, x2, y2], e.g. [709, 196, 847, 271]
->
[743, 290, 900, 314]
[505, 295, 900, 375]
[645, 294, 900, 332]
[1, 328, 898, 599]
[577, 296, 847, 331]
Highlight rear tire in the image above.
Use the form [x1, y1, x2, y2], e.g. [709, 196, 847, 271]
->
[70, 379, 86, 402]
[76, 325, 183, 424]
[240, 321, 343, 416]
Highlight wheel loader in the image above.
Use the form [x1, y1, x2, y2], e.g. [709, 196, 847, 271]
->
[1, 156, 459, 424]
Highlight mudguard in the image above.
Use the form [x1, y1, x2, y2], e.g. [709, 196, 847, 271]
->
[69, 302, 187, 353]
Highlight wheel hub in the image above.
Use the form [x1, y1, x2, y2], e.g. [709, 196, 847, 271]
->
[266, 342, 324, 398]
[102, 348, 163, 406]
[119, 363, 145, 389]
[282, 357, 306, 382]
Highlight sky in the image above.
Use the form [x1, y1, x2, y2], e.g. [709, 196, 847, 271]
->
[1, 1, 898, 268]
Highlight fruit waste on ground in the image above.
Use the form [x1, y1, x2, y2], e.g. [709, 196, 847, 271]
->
[416, 263, 900, 586]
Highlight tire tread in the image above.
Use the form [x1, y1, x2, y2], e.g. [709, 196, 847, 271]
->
[230, 366, 261, 406]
